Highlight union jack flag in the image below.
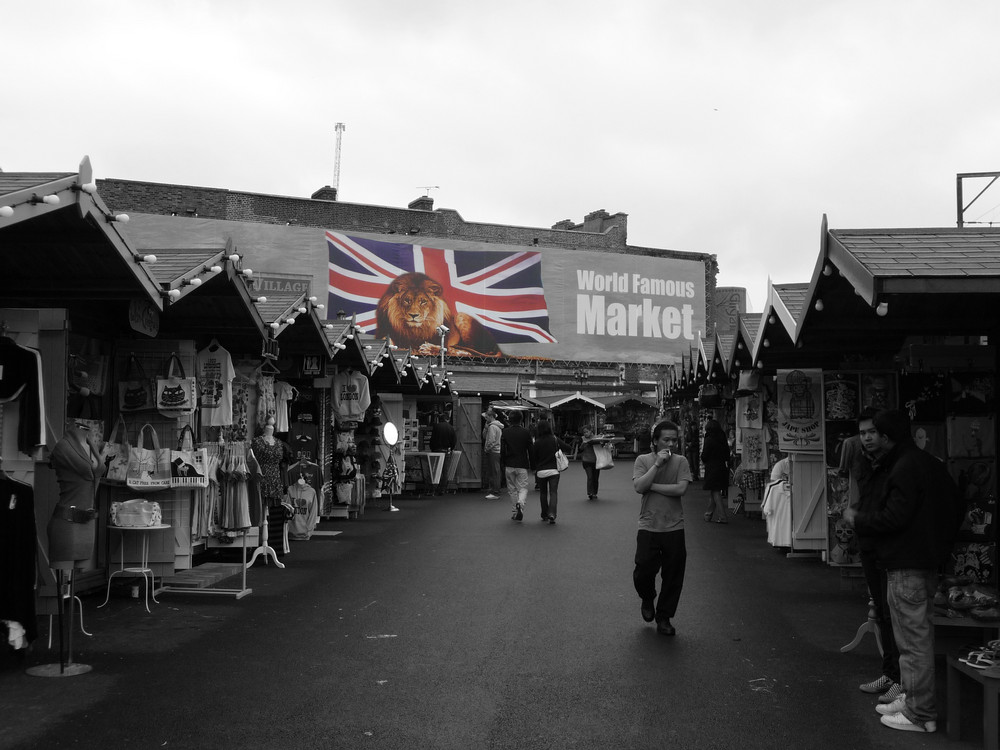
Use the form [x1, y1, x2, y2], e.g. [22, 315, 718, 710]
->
[327, 231, 555, 345]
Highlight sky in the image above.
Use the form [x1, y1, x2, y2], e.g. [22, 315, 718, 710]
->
[5, 0, 1000, 312]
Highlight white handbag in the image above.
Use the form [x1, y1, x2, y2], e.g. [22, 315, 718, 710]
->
[555, 449, 569, 472]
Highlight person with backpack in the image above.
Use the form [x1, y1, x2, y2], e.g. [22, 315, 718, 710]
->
[843, 409, 962, 734]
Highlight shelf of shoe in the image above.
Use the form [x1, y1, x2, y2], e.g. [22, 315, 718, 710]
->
[934, 612, 1000, 642]
[946, 654, 999, 747]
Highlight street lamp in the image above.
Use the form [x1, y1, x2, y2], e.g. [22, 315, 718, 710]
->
[435, 324, 449, 368]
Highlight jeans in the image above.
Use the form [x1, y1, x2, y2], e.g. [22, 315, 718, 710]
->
[505, 467, 529, 509]
[538, 473, 560, 519]
[633, 530, 686, 621]
[487, 452, 502, 493]
[582, 462, 600, 497]
[860, 551, 900, 682]
[886, 568, 936, 726]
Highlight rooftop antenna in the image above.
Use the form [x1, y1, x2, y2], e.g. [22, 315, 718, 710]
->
[956, 171, 1000, 227]
[417, 186, 440, 197]
[333, 123, 346, 194]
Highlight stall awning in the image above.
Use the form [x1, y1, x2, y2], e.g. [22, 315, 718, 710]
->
[526, 392, 606, 410]
[595, 395, 658, 408]
[448, 371, 519, 397]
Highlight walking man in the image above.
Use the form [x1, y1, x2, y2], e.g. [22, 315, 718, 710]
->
[501, 411, 533, 521]
[483, 409, 504, 500]
[843, 409, 962, 733]
[632, 420, 692, 636]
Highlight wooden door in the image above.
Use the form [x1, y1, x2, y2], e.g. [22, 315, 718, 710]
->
[455, 397, 483, 489]
[789, 452, 828, 551]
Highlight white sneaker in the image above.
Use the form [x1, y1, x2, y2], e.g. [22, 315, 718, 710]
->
[875, 695, 907, 715]
[880, 713, 936, 733]
[485, 493, 499, 500]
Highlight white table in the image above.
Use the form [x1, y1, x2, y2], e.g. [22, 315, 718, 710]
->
[100, 524, 171, 613]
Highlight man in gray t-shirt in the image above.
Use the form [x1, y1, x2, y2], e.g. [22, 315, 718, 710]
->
[632, 420, 692, 636]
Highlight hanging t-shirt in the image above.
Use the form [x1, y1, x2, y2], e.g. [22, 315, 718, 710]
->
[288, 422, 319, 461]
[287, 460, 324, 495]
[196, 343, 235, 427]
[332, 370, 371, 421]
[286, 482, 318, 540]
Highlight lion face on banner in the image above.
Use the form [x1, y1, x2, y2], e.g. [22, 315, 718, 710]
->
[374, 272, 499, 355]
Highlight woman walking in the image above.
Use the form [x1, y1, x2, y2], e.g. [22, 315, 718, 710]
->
[701, 418, 731, 523]
[580, 426, 609, 500]
[530, 420, 573, 524]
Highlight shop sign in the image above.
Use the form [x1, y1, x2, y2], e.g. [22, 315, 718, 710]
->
[776, 369, 823, 452]
[253, 272, 311, 296]
[302, 354, 324, 376]
[128, 298, 159, 338]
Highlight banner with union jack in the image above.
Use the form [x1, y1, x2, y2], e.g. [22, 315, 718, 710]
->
[327, 231, 555, 352]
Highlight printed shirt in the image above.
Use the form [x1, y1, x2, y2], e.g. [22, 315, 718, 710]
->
[196, 343, 235, 427]
[633, 452, 692, 533]
[332, 370, 371, 421]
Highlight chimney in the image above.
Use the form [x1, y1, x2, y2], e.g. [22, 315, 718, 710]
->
[408, 195, 434, 211]
[311, 186, 338, 201]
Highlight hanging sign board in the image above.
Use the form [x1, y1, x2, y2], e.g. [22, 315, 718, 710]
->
[128, 298, 159, 338]
[776, 369, 824, 452]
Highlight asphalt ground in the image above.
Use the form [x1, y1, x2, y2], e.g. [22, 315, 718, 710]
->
[0, 460, 990, 749]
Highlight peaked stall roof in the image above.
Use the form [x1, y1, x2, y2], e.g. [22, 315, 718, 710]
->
[0, 158, 162, 315]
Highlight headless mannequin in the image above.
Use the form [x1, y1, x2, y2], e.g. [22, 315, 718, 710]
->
[36, 421, 103, 676]
[249, 420, 285, 568]
[48, 422, 103, 569]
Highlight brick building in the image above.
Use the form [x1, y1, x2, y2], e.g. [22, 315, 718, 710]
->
[98, 177, 719, 403]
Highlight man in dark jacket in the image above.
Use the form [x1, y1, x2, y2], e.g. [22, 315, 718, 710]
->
[849, 408, 901, 703]
[501, 411, 533, 521]
[843, 409, 960, 734]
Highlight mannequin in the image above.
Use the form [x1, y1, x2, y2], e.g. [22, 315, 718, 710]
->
[249, 418, 290, 558]
[48, 421, 104, 568]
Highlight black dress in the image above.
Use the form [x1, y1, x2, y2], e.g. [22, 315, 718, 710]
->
[700, 433, 730, 491]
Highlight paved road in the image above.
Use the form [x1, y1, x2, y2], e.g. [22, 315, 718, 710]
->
[0, 461, 983, 749]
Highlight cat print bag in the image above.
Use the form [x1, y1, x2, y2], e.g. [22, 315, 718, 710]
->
[156, 353, 197, 418]
[118, 353, 153, 412]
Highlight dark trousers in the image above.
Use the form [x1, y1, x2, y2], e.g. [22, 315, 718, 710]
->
[582, 462, 601, 497]
[538, 474, 560, 519]
[633, 529, 686, 620]
[860, 549, 901, 682]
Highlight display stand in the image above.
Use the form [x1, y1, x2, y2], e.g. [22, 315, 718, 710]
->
[159, 530, 253, 599]
[248, 509, 284, 568]
[26, 570, 92, 678]
[840, 598, 883, 655]
[382, 422, 401, 512]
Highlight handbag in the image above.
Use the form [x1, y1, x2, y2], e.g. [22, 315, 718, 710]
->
[170, 424, 209, 489]
[156, 353, 198, 418]
[126, 423, 171, 492]
[103, 414, 131, 483]
[593, 443, 614, 471]
[555, 449, 569, 472]
[110, 499, 162, 527]
[735, 369, 761, 397]
[698, 384, 722, 408]
[118, 353, 153, 412]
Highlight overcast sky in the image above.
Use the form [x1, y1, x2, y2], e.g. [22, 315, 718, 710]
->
[5, 1, 1000, 311]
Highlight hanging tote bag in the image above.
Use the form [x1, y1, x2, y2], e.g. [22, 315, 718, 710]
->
[103, 414, 131, 483]
[170, 424, 209, 489]
[593, 443, 614, 471]
[698, 384, 722, 408]
[156, 353, 198, 418]
[118, 353, 153, 412]
[555, 449, 570, 472]
[126, 423, 171, 492]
